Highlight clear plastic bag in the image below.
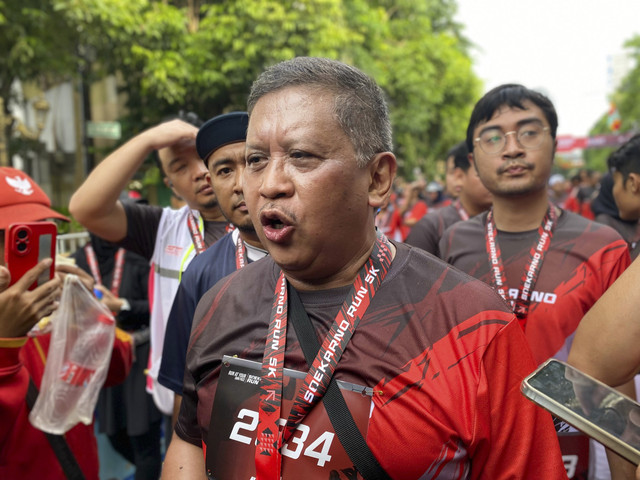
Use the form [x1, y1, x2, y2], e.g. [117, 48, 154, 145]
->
[29, 274, 115, 434]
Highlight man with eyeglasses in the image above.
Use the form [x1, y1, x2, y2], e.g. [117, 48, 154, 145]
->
[439, 84, 634, 479]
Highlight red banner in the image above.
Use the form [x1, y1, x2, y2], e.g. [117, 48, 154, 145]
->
[556, 131, 637, 152]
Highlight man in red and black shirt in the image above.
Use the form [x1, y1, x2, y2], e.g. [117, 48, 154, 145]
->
[439, 84, 633, 479]
[406, 141, 492, 256]
[161, 59, 566, 480]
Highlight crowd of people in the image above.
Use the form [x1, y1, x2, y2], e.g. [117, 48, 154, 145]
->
[3, 56, 640, 480]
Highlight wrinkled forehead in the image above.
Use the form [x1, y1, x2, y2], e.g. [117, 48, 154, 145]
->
[250, 85, 335, 118]
[247, 87, 340, 143]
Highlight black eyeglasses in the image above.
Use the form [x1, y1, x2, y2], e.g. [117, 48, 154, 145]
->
[475, 124, 550, 155]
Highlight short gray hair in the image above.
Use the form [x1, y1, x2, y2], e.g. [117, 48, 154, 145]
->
[247, 57, 393, 167]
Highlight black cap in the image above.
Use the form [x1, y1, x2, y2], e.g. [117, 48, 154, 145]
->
[196, 111, 249, 162]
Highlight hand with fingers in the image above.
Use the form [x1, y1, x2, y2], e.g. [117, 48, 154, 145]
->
[142, 119, 198, 152]
[55, 263, 95, 293]
[94, 285, 125, 313]
[0, 259, 62, 338]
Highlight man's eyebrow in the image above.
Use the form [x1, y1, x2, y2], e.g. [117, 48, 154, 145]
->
[166, 156, 183, 169]
[211, 158, 234, 169]
[244, 143, 265, 152]
[477, 117, 544, 136]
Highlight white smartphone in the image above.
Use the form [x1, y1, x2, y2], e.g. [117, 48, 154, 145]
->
[522, 359, 640, 465]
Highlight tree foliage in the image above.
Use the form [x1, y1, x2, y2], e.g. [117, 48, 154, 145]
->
[584, 34, 640, 172]
[1, 0, 479, 179]
[614, 35, 640, 134]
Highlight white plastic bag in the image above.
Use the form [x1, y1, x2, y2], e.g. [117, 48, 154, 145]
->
[29, 274, 115, 434]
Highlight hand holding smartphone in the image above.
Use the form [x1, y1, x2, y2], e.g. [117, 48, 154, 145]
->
[4, 222, 57, 290]
[522, 359, 640, 465]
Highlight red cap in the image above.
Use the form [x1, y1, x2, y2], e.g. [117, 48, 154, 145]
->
[0, 167, 69, 230]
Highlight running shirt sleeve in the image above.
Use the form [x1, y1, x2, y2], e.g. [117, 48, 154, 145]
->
[119, 201, 164, 260]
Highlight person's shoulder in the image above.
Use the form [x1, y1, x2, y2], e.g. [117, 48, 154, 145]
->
[440, 211, 486, 240]
[202, 254, 276, 293]
[123, 201, 173, 234]
[392, 242, 512, 311]
[193, 256, 277, 322]
[160, 204, 191, 221]
[412, 204, 453, 227]
[594, 212, 617, 228]
[122, 199, 164, 218]
[197, 232, 235, 260]
[181, 233, 235, 280]
[559, 209, 625, 243]
[124, 248, 150, 266]
[394, 242, 480, 283]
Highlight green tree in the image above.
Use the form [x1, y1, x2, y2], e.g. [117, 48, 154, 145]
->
[583, 114, 616, 173]
[614, 35, 640, 134]
[0, 0, 79, 165]
[584, 34, 640, 172]
[361, 0, 479, 177]
[2, 0, 479, 180]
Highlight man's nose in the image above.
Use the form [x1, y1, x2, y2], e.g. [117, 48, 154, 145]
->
[234, 165, 245, 194]
[259, 158, 293, 199]
[192, 161, 209, 180]
[502, 131, 524, 157]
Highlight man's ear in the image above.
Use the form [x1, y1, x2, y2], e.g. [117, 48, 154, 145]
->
[628, 173, 640, 194]
[368, 152, 397, 209]
[163, 177, 175, 190]
[468, 153, 478, 173]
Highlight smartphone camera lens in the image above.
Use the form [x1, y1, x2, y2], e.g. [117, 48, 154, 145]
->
[14, 227, 30, 254]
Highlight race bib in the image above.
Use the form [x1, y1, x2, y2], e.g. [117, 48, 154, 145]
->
[206, 356, 373, 480]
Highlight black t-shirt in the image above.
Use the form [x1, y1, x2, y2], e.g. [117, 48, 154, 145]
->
[404, 204, 464, 256]
[594, 213, 640, 260]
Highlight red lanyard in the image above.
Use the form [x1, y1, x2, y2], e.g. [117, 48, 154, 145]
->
[187, 211, 206, 255]
[235, 233, 247, 270]
[454, 199, 469, 221]
[485, 204, 557, 329]
[254, 235, 393, 480]
[84, 245, 126, 296]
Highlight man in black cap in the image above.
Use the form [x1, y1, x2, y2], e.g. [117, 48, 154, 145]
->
[158, 112, 268, 425]
[70, 114, 230, 418]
